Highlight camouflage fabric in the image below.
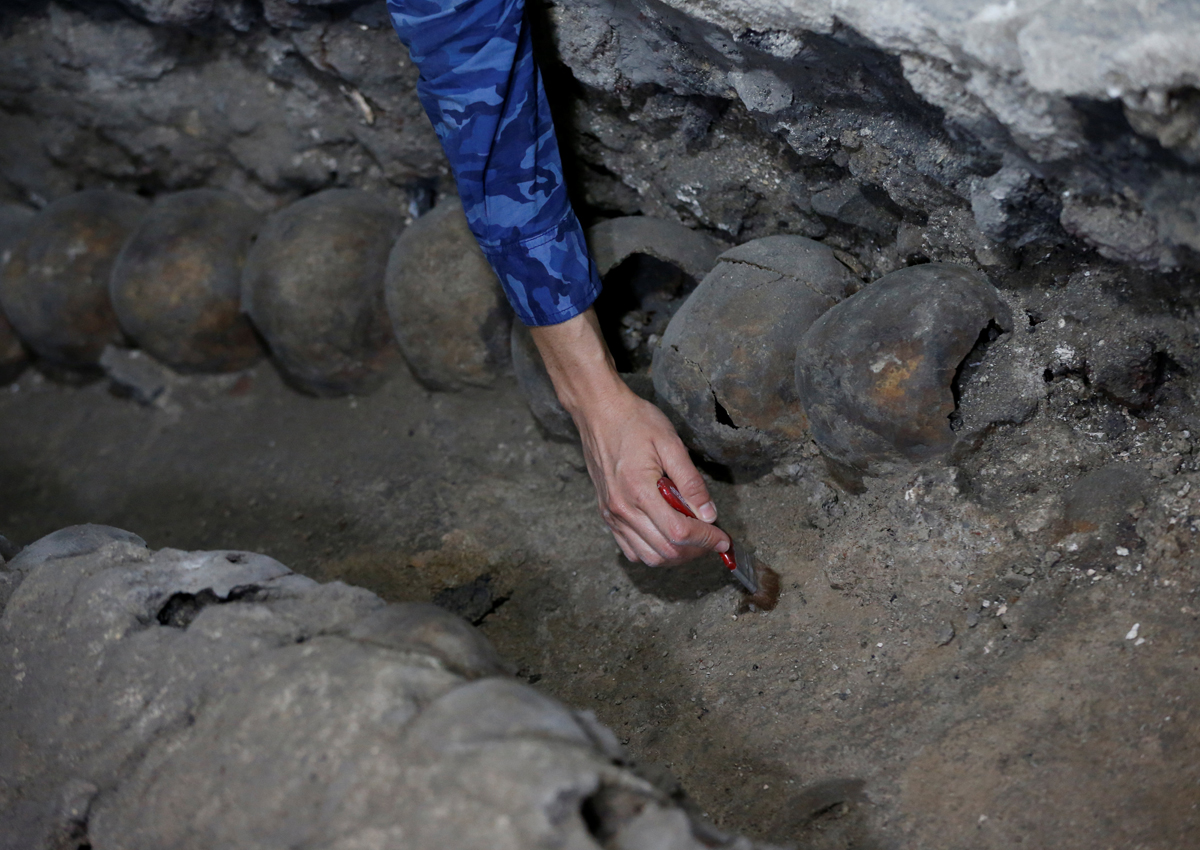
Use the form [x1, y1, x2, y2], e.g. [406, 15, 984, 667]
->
[387, 0, 601, 326]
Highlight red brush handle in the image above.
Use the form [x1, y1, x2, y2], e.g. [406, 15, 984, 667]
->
[657, 476, 737, 571]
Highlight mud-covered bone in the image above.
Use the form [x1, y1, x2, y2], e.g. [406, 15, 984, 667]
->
[385, 202, 512, 391]
[0, 190, 147, 371]
[795, 263, 1014, 479]
[109, 189, 262, 373]
[653, 235, 859, 472]
[0, 525, 782, 850]
[345, 601, 505, 679]
[586, 216, 722, 281]
[242, 189, 403, 397]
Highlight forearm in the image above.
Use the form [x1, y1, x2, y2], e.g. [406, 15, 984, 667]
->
[387, 0, 724, 564]
[528, 310, 628, 418]
[386, 0, 600, 327]
[532, 311, 726, 560]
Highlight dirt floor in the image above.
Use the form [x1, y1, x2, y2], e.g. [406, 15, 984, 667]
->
[1, 308, 1198, 848]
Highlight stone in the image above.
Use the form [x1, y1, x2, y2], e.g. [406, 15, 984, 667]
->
[795, 263, 1013, 481]
[731, 68, 794, 115]
[935, 622, 956, 646]
[1059, 195, 1176, 269]
[4, 0, 1200, 289]
[109, 189, 263, 373]
[213, 0, 257, 30]
[811, 183, 898, 236]
[1124, 88, 1200, 166]
[0, 190, 147, 371]
[653, 235, 858, 471]
[1001, 572, 1033, 589]
[260, 0, 329, 29]
[547, 0, 1200, 277]
[99, 345, 174, 406]
[0, 3, 442, 206]
[1057, 464, 1151, 557]
[385, 202, 511, 391]
[116, 0, 215, 27]
[242, 189, 403, 397]
[970, 165, 1061, 248]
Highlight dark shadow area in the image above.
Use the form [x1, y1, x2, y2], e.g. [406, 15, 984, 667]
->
[680, 751, 876, 850]
[948, 319, 1007, 432]
[618, 551, 737, 603]
[593, 253, 699, 374]
[157, 582, 267, 628]
[432, 573, 511, 626]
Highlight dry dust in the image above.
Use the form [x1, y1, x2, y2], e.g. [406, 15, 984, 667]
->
[0, 322, 1197, 848]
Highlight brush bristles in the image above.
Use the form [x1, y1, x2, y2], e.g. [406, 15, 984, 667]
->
[748, 562, 781, 612]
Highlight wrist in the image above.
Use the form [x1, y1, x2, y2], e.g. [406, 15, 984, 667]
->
[528, 309, 631, 418]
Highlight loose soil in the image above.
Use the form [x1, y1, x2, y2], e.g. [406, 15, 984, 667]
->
[1, 337, 1197, 849]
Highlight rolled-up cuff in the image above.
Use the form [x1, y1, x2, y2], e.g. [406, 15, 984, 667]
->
[479, 207, 602, 327]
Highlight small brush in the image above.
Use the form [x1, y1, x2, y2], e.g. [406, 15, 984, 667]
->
[657, 476, 781, 612]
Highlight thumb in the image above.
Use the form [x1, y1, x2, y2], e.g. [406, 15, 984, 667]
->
[683, 511, 731, 554]
[659, 438, 718, 524]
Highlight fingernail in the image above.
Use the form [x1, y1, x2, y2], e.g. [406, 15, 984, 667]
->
[715, 539, 730, 553]
[697, 502, 718, 523]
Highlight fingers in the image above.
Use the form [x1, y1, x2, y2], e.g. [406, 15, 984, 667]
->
[611, 529, 639, 562]
[658, 438, 718, 523]
[572, 385, 729, 567]
[604, 506, 663, 564]
[644, 495, 731, 558]
[604, 487, 731, 567]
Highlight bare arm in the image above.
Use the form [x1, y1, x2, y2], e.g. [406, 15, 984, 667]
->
[530, 309, 731, 566]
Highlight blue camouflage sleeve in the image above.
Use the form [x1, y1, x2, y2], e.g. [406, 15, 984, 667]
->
[386, 0, 602, 327]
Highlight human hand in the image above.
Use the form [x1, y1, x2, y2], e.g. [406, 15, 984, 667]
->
[529, 309, 730, 566]
[573, 381, 730, 565]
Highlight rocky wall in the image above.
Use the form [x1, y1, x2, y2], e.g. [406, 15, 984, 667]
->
[0, 0, 444, 214]
[545, 0, 1200, 277]
[3, 0, 1200, 288]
